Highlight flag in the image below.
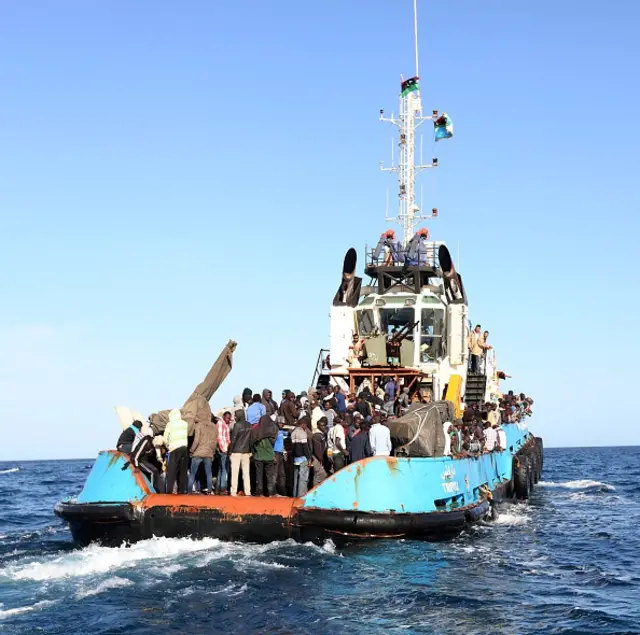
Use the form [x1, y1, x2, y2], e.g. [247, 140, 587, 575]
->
[401, 76, 419, 97]
[434, 112, 453, 141]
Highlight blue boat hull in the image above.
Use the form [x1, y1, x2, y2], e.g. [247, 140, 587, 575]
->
[55, 424, 541, 545]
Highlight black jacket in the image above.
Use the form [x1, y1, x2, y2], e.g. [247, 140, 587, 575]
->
[349, 430, 373, 462]
[230, 416, 252, 454]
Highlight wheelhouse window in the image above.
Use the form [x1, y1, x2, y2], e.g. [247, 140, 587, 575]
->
[420, 308, 445, 361]
[356, 309, 376, 336]
[379, 307, 416, 340]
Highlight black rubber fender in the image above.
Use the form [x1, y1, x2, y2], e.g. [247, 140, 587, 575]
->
[513, 455, 530, 500]
[535, 437, 544, 471]
[529, 449, 540, 484]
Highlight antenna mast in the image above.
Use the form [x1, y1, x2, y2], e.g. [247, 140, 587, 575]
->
[380, 0, 439, 246]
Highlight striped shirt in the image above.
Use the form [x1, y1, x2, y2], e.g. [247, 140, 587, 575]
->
[218, 421, 231, 453]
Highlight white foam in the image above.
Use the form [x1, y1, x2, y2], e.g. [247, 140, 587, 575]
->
[538, 479, 615, 491]
[75, 576, 133, 599]
[494, 512, 531, 526]
[1, 536, 223, 582]
[0, 468, 19, 475]
[0, 600, 56, 619]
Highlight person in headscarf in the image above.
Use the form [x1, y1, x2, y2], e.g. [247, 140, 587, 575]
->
[165, 409, 192, 494]
[251, 415, 279, 496]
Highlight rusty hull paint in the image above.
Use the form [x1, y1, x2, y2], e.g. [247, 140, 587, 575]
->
[140, 494, 303, 520]
[107, 450, 154, 495]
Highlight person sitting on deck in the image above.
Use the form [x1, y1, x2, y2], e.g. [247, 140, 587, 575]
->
[369, 413, 392, 457]
[117, 420, 142, 454]
[251, 415, 279, 497]
[292, 418, 313, 497]
[247, 394, 266, 427]
[187, 413, 217, 494]
[229, 406, 252, 497]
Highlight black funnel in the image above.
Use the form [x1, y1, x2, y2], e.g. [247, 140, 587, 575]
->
[333, 248, 362, 307]
[438, 245, 466, 304]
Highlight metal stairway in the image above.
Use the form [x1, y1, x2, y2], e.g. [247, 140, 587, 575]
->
[464, 373, 487, 405]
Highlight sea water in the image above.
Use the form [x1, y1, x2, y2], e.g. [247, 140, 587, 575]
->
[0, 447, 639, 634]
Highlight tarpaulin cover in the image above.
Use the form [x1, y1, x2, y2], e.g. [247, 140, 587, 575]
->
[388, 400, 455, 457]
[150, 340, 237, 435]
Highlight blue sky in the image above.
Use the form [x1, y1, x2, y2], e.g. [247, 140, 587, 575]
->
[1, 0, 639, 459]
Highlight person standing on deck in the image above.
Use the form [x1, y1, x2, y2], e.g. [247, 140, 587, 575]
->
[251, 415, 278, 497]
[165, 409, 192, 494]
[310, 399, 324, 432]
[334, 385, 347, 415]
[281, 391, 299, 428]
[261, 389, 278, 417]
[292, 418, 312, 497]
[242, 388, 252, 410]
[187, 414, 217, 494]
[327, 415, 349, 472]
[349, 421, 374, 462]
[273, 417, 288, 496]
[483, 415, 498, 452]
[216, 411, 232, 494]
[468, 325, 483, 374]
[311, 419, 329, 487]
[229, 406, 252, 497]
[369, 414, 392, 457]
[247, 394, 266, 427]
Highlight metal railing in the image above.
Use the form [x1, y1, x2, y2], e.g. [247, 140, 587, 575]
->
[365, 240, 445, 269]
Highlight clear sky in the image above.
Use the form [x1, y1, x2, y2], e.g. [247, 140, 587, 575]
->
[1, 0, 639, 460]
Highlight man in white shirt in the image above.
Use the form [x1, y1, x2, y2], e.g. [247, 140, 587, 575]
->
[327, 420, 348, 472]
[369, 415, 392, 456]
[483, 419, 498, 452]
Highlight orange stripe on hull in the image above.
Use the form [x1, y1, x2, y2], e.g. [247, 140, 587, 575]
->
[140, 494, 303, 518]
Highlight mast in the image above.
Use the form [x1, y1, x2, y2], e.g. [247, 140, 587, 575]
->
[380, 0, 439, 247]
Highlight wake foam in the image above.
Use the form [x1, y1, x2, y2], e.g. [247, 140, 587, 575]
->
[1, 536, 338, 584]
[0, 600, 56, 619]
[2, 536, 222, 582]
[75, 576, 133, 599]
[494, 511, 531, 526]
[0, 468, 19, 475]
[538, 479, 616, 491]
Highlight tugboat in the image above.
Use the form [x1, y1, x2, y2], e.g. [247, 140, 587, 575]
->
[55, 1, 542, 546]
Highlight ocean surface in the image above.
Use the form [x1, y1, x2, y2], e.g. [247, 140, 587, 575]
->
[0, 446, 639, 635]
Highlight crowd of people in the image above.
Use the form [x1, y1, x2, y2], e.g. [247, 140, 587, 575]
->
[116, 382, 533, 499]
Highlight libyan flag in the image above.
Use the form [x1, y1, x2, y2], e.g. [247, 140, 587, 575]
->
[401, 76, 419, 97]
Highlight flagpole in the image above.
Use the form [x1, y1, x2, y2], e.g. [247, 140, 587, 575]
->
[413, 0, 420, 78]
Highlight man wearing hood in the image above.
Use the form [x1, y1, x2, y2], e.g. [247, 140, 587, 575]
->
[229, 405, 252, 497]
[261, 389, 278, 417]
[165, 409, 193, 494]
[117, 420, 142, 454]
[251, 415, 279, 497]
[187, 414, 217, 494]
